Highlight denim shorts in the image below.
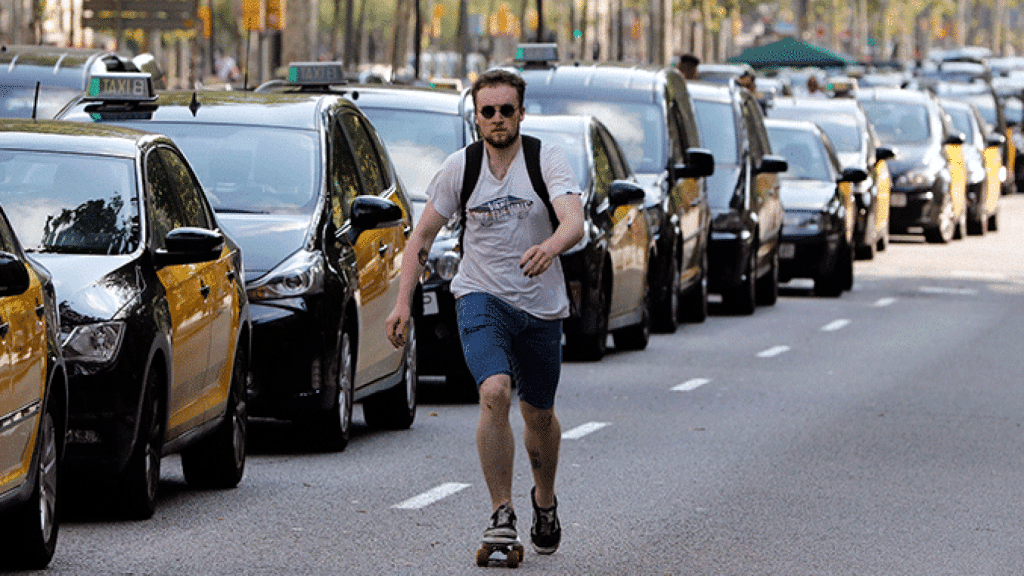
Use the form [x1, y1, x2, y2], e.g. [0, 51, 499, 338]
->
[456, 292, 562, 410]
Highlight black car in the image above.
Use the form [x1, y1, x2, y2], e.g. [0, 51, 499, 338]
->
[932, 81, 1016, 196]
[521, 114, 648, 360]
[0, 116, 250, 519]
[765, 118, 866, 296]
[60, 69, 417, 451]
[689, 81, 786, 314]
[940, 98, 1003, 234]
[503, 44, 715, 333]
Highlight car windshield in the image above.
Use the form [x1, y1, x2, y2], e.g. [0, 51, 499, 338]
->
[360, 108, 463, 201]
[115, 122, 319, 215]
[0, 150, 139, 254]
[521, 128, 588, 190]
[692, 100, 738, 163]
[0, 86, 83, 119]
[766, 127, 832, 182]
[859, 101, 931, 144]
[523, 98, 665, 173]
[769, 108, 862, 153]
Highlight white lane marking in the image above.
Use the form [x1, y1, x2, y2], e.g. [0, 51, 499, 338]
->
[874, 297, 896, 307]
[919, 286, 978, 296]
[757, 345, 790, 358]
[821, 319, 850, 332]
[949, 270, 1008, 282]
[672, 378, 711, 392]
[392, 482, 471, 510]
[562, 422, 610, 440]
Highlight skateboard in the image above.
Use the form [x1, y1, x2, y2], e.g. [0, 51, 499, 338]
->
[476, 539, 525, 568]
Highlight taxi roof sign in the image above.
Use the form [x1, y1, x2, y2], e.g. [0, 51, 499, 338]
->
[514, 43, 558, 66]
[287, 62, 347, 86]
[85, 73, 157, 102]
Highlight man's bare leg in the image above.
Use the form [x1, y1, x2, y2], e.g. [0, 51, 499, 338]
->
[477, 374, 515, 511]
[520, 401, 560, 508]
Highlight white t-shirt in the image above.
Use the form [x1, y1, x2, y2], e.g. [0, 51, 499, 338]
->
[427, 140, 581, 320]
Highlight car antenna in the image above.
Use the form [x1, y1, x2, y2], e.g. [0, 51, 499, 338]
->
[189, 91, 201, 116]
[243, 29, 252, 90]
[31, 81, 40, 120]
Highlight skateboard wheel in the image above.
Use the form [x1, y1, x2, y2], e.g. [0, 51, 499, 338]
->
[476, 546, 491, 567]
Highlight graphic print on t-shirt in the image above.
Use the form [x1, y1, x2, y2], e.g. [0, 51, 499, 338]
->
[467, 196, 534, 227]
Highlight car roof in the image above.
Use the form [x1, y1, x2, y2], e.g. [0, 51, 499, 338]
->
[0, 118, 152, 156]
[347, 85, 465, 114]
[687, 81, 733, 103]
[0, 44, 117, 88]
[764, 117, 823, 135]
[62, 90, 345, 130]
[856, 87, 932, 103]
[770, 95, 863, 111]
[520, 114, 590, 134]
[505, 63, 671, 103]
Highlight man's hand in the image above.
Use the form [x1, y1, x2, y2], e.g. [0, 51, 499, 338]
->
[385, 306, 410, 349]
[519, 243, 559, 278]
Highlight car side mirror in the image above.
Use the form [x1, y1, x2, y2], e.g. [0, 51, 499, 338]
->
[876, 145, 897, 162]
[757, 154, 788, 174]
[839, 167, 869, 183]
[608, 180, 646, 206]
[986, 132, 1007, 147]
[154, 227, 224, 267]
[944, 133, 965, 146]
[672, 148, 715, 180]
[339, 195, 404, 245]
[0, 251, 30, 297]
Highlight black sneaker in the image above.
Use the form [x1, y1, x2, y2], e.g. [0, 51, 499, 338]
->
[482, 502, 518, 544]
[530, 487, 561, 554]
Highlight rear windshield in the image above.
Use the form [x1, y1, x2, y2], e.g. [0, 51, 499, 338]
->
[766, 126, 832, 182]
[769, 108, 862, 153]
[860, 101, 931, 144]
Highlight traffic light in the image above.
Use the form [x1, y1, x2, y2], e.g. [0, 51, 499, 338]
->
[242, 0, 264, 32]
[266, 0, 285, 31]
[198, 5, 212, 38]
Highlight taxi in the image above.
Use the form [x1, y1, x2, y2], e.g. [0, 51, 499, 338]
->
[0, 113, 250, 520]
[59, 69, 417, 451]
[0, 205, 67, 568]
[940, 98, 1003, 233]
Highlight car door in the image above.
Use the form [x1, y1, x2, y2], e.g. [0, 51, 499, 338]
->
[147, 148, 216, 438]
[339, 111, 408, 386]
[0, 234, 46, 491]
[156, 148, 239, 424]
[667, 99, 702, 277]
[741, 94, 783, 258]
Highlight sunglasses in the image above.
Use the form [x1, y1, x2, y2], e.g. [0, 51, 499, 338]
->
[479, 104, 518, 119]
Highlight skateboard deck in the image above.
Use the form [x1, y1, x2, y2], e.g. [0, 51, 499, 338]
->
[476, 540, 525, 568]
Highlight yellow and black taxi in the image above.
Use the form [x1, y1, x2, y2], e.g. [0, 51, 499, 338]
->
[521, 114, 649, 360]
[59, 69, 417, 451]
[690, 80, 787, 315]
[0, 204, 67, 569]
[503, 43, 715, 333]
[940, 98, 1003, 234]
[765, 118, 865, 296]
[0, 113, 250, 520]
[858, 87, 968, 244]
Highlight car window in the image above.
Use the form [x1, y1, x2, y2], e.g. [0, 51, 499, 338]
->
[157, 148, 214, 229]
[768, 108, 862, 153]
[667, 103, 687, 164]
[148, 150, 194, 250]
[693, 99, 738, 164]
[0, 150, 138, 254]
[0, 210, 17, 253]
[0, 86, 82, 119]
[860, 101, 932, 144]
[590, 124, 613, 205]
[946, 106, 980, 146]
[330, 119, 362, 226]
[766, 126, 832, 181]
[597, 124, 629, 180]
[340, 112, 388, 195]
[741, 95, 771, 158]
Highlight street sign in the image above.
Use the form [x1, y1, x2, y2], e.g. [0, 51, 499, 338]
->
[83, 0, 198, 31]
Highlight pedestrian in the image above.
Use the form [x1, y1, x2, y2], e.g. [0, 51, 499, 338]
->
[678, 53, 700, 80]
[737, 70, 756, 92]
[806, 75, 828, 98]
[384, 69, 584, 559]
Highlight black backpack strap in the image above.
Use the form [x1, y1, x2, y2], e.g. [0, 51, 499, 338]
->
[521, 135, 559, 229]
[459, 140, 485, 249]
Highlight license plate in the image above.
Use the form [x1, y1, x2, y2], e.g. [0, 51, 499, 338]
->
[890, 193, 907, 207]
[779, 243, 795, 259]
[422, 291, 439, 316]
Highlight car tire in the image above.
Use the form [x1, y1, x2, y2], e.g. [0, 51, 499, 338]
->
[310, 331, 355, 450]
[651, 252, 679, 334]
[756, 245, 779, 306]
[2, 398, 60, 569]
[815, 242, 847, 297]
[724, 245, 756, 315]
[119, 363, 163, 520]
[181, 345, 247, 489]
[564, 281, 608, 362]
[679, 248, 708, 323]
[967, 208, 987, 236]
[855, 237, 876, 260]
[987, 211, 998, 232]
[363, 317, 417, 430]
[612, 275, 650, 351]
[876, 227, 889, 252]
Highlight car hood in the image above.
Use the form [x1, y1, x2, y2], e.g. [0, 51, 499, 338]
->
[885, 143, 942, 176]
[216, 213, 312, 280]
[778, 179, 838, 210]
[30, 254, 139, 323]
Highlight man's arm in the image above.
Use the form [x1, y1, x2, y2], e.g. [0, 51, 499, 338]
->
[385, 203, 448, 349]
[519, 193, 584, 278]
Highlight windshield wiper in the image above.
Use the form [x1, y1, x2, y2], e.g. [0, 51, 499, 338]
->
[215, 207, 270, 214]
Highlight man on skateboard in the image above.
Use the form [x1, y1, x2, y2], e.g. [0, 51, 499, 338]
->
[385, 69, 584, 563]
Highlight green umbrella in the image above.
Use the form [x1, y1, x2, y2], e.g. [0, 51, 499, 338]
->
[728, 37, 854, 70]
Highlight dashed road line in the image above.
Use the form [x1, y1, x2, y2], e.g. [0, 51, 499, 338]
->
[821, 319, 850, 332]
[757, 345, 790, 358]
[919, 286, 978, 296]
[874, 297, 896, 307]
[562, 422, 610, 440]
[392, 482, 471, 510]
[672, 378, 711, 392]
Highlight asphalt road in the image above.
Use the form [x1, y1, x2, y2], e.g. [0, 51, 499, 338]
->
[32, 196, 1024, 575]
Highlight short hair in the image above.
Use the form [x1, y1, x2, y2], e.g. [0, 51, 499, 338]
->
[679, 54, 700, 66]
[471, 69, 527, 109]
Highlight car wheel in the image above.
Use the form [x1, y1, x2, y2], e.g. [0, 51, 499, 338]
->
[926, 198, 955, 243]
[651, 252, 679, 334]
[679, 247, 708, 323]
[841, 241, 855, 291]
[564, 280, 608, 361]
[612, 275, 650, 351]
[120, 363, 163, 520]
[987, 211, 998, 232]
[311, 331, 354, 450]
[967, 207, 987, 236]
[814, 242, 845, 297]
[724, 244, 756, 315]
[182, 345, 247, 488]
[363, 317, 417, 430]
[876, 227, 889, 252]
[2, 399, 60, 569]
[855, 237, 876, 260]
[756, 245, 779, 306]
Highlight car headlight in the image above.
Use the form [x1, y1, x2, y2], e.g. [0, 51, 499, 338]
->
[433, 250, 461, 280]
[62, 321, 125, 366]
[895, 168, 937, 187]
[247, 249, 324, 301]
[783, 211, 826, 231]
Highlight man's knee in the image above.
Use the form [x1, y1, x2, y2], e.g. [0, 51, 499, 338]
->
[479, 374, 512, 410]
[521, 402, 557, 430]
